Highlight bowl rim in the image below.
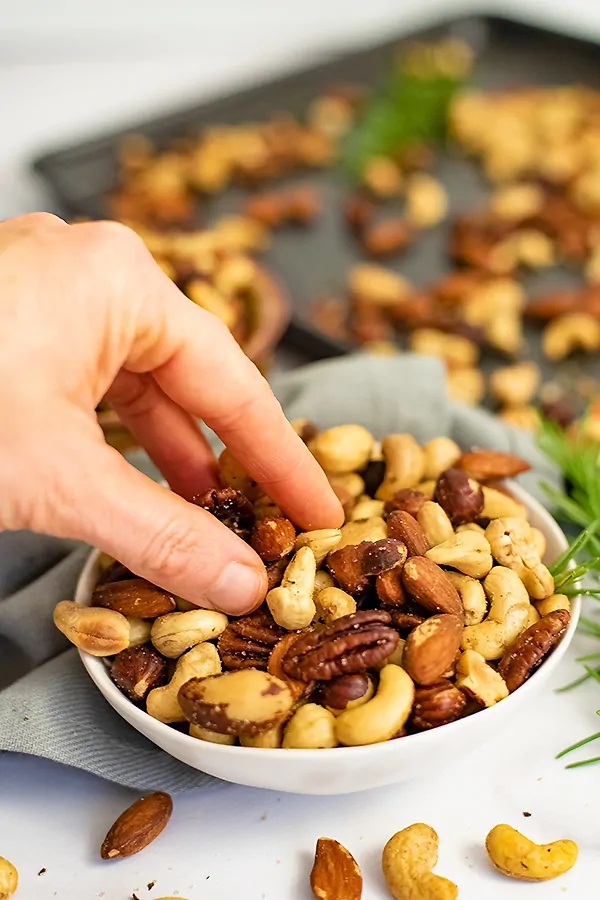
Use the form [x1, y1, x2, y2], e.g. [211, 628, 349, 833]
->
[76, 480, 581, 760]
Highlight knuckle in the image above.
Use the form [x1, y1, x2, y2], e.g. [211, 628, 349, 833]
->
[17, 211, 66, 231]
[81, 219, 147, 260]
[138, 516, 212, 586]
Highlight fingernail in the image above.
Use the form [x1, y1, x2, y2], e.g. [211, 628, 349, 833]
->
[210, 561, 266, 614]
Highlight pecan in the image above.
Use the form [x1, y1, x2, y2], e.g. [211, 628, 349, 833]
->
[376, 568, 407, 607]
[250, 515, 296, 561]
[457, 450, 531, 481]
[193, 487, 255, 539]
[92, 579, 176, 618]
[498, 609, 570, 692]
[435, 468, 484, 524]
[268, 632, 314, 701]
[401, 557, 464, 619]
[110, 645, 167, 701]
[524, 288, 583, 321]
[387, 510, 430, 556]
[243, 191, 286, 227]
[384, 488, 428, 517]
[389, 604, 427, 633]
[410, 679, 466, 730]
[217, 607, 285, 670]
[282, 610, 398, 681]
[430, 270, 488, 305]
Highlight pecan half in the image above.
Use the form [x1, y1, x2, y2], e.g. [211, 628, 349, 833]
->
[387, 510, 430, 556]
[384, 488, 428, 517]
[268, 632, 314, 701]
[217, 607, 285, 670]
[282, 610, 398, 681]
[435, 468, 484, 525]
[250, 515, 296, 561]
[498, 609, 570, 692]
[192, 487, 255, 538]
[457, 450, 531, 481]
[410, 679, 466, 730]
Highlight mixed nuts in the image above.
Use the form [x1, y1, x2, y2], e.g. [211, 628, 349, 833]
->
[55, 423, 572, 749]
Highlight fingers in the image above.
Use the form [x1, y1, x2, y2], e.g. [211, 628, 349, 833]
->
[106, 369, 219, 500]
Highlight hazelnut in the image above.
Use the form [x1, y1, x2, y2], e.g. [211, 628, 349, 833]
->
[250, 516, 296, 561]
[318, 673, 375, 715]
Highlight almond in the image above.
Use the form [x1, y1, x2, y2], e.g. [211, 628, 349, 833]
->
[434, 468, 484, 525]
[100, 792, 173, 859]
[401, 557, 464, 619]
[387, 510, 430, 557]
[403, 614, 463, 685]
[310, 837, 363, 900]
[92, 579, 176, 618]
[457, 450, 531, 481]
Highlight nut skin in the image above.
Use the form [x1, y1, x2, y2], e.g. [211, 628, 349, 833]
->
[100, 792, 173, 860]
[310, 838, 363, 900]
[401, 557, 464, 619]
[403, 614, 463, 685]
[389, 605, 427, 633]
[192, 486, 255, 538]
[485, 825, 578, 882]
[498, 609, 570, 691]
[282, 609, 399, 682]
[410, 679, 467, 730]
[218, 607, 285, 670]
[92, 578, 176, 618]
[0, 857, 18, 900]
[457, 450, 531, 481]
[318, 673, 374, 715]
[435, 468, 484, 524]
[250, 515, 296, 561]
[384, 488, 428, 517]
[387, 510, 430, 557]
[110, 645, 167, 701]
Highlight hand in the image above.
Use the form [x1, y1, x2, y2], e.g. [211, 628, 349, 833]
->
[0, 214, 342, 613]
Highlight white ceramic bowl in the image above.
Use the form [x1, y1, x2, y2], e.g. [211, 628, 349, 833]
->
[75, 482, 580, 795]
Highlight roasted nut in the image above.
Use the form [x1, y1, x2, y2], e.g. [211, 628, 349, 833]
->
[309, 424, 374, 474]
[445, 571, 487, 626]
[151, 609, 228, 658]
[266, 559, 287, 590]
[457, 450, 531, 481]
[498, 609, 570, 691]
[362, 156, 403, 197]
[382, 823, 458, 900]
[0, 858, 18, 900]
[485, 518, 554, 599]
[410, 679, 467, 730]
[535, 593, 570, 616]
[377, 434, 426, 500]
[490, 182, 544, 220]
[189, 724, 236, 745]
[542, 312, 600, 360]
[315, 586, 357, 623]
[426, 530, 493, 578]
[250, 515, 296, 561]
[376, 567, 408, 607]
[435, 468, 484, 524]
[403, 614, 463, 685]
[344, 192, 374, 230]
[53, 601, 130, 656]
[127, 617, 153, 647]
[295, 528, 342, 563]
[239, 723, 283, 748]
[422, 437, 461, 479]
[490, 361, 540, 407]
[314, 570, 335, 595]
[110, 646, 167, 701]
[417, 501, 454, 547]
[363, 218, 412, 257]
[328, 472, 365, 500]
[146, 642, 221, 723]
[282, 703, 338, 749]
[401, 557, 464, 619]
[266, 546, 317, 630]
[268, 632, 313, 702]
[97, 557, 134, 585]
[92, 578, 176, 618]
[530, 527, 546, 559]
[375, 637, 406, 669]
[405, 174, 449, 227]
[389, 605, 428, 633]
[461, 566, 530, 660]
[349, 264, 410, 305]
[336, 664, 415, 745]
[178, 668, 293, 736]
[310, 838, 363, 900]
[326, 541, 371, 595]
[282, 609, 399, 681]
[455, 649, 509, 706]
[387, 510, 430, 557]
[319, 673, 375, 716]
[100, 792, 173, 860]
[446, 367, 486, 406]
[481, 486, 527, 519]
[411, 328, 479, 368]
[350, 497, 385, 520]
[525, 604, 541, 628]
[384, 488, 428, 517]
[194, 484, 256, 537]
[456, 522, 485, 535]
[485, 825, 578, 881]
[500, 405, 539, 431]
[218, 607, 285, 670]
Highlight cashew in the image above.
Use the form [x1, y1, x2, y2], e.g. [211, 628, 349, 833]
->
[376, 435, 426, 501]
[525, 604, 541, 628]
[490, 182, 544, 220]
[350, 497, 385, 520]
[266, 546, 317, 629]
[422, 437, 461, 480]
[146, 642, 221, 723]
[481, 486, 527, 519]
[499, 405, 539, 431]
[417, 501, 454, 547]
[543, 312, 600, 360]
[240, 723, 283, 748]
[336, 665, 415, 746]
[456, 522, 485, 535]
[189, 724, 236, 745]
[336, 516, 387, 550]
[315, 586, 357, 623]
[282, 704, 338, 749]
[53, 601, 130, 656]
[349, 263, 409, 304]
[313, 570, 335, 597]
[151, 609, 228, 658]
[218, 447, 261, 499]
[485, 518, 554, 599]
[328, 472, 365, 499]
[410, 329, 479, 368]
[490, 361, 540, 408]
[531, 527, 546, 559]
[295, 528, 342, 564]
[362, 157, 404, 197]
[127, 617, 153, 647]
[382, 823, 458, 900]
[461, 566, 530, 659]
[535, 593, 570, 616]
[445, 572, 487, 625]
[405, 174, 449, 227]
[486, 824, 578, 881]
[0, 858, 18, 900]
[426, 531, 493, 579]
[308, 424, 374, 474]
[446, 367, 486, 406]
[455, 649, 509, 706]
[415, 480, 436, 499]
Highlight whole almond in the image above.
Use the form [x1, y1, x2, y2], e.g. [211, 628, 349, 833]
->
[403, 614, 463, 685]
[457, 450, 531, 481]
[387, 510, 430, 557]
[310, 837, 362, 900]
[401, 557, 464, 619]
[92, 579, 176, 618]
[100, 792, 173, 859]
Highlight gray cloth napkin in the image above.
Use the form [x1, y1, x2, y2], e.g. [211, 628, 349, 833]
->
[0, 354, 560, 792]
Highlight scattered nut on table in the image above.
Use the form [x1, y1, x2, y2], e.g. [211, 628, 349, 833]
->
[0, 857, 18, 900]
[100, 792, 173, 860]
[485, 824, 578, 881]
[382, 823, 458, 900]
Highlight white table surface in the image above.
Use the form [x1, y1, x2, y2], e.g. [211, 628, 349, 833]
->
[2, 1, 600, 896]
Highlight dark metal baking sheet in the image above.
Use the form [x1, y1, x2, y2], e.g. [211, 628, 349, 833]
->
[32, 14, 600, 389]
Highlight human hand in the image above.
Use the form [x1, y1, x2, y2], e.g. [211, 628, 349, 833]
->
[0, 214, 343, 613]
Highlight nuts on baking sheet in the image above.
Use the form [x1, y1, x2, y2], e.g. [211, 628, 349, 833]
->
[0, 857, 18, 900]
[100, 792, 173, 860]
[382, 823, 458, 900]
[485, 824, 578, 881]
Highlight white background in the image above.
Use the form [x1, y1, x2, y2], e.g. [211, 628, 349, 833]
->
[1, 1, 600, 897]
